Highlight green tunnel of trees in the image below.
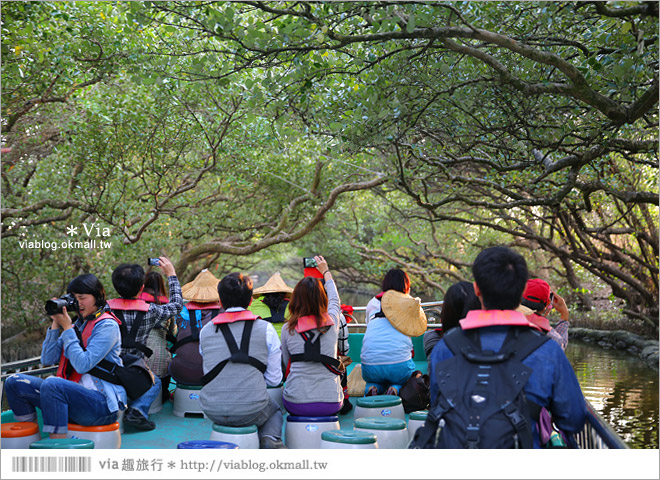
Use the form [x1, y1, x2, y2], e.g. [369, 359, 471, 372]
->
[2, 1, 658, 337]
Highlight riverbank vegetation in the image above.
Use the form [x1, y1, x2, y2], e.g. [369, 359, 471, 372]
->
[2, 2, 657, 346]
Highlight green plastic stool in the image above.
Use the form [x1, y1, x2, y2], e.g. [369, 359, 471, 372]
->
[354, 417, 408, 449]
[320, 429, 378, 449]
[209, 424, 259, 449]
[30, 438, 94, 449]
[354, 394, 405, 420]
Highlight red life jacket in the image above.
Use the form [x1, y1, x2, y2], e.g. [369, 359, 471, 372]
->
[187, 301, 222, 311]
[526, 313, 552, 332]
[212, 310, 259, 324]
[107, 298, 152, 357]
[137, 292, 169, 304]
[459, 310, 534, 331]
[295, 313, 334, 333]
[56, 312, 120, 383]
[107, 298, 150, 312]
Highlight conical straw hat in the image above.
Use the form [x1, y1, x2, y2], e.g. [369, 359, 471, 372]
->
[381, 290, 427, 337]
[181, 269, 220, 303]
[253, 272, 294, 296]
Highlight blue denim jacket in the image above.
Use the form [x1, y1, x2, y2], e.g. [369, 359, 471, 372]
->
[42, 318, 128, 414]
[429, 325, 586, 448]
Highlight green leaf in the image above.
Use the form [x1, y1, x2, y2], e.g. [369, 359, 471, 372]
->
[406, 15, 416, 33]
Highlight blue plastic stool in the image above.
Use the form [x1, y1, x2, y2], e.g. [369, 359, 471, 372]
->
[177, 440, 239, 449]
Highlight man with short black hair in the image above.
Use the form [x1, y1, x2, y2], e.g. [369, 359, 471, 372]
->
[199, 272, 284, 448]
[426, 246, 586, 448]
[109, 257, 183, 431]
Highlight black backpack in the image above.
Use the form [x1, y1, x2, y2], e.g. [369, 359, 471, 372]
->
[399, 370, 430, 413]
[410, 326, 548, 449]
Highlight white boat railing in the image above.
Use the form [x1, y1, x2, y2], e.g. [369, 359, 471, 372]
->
[347, 300, 444, 329]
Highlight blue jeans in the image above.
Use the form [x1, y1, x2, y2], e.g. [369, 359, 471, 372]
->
[5, 374, 117, 434]
[362, 359, 415, 395]
[129, 375, 161, 419]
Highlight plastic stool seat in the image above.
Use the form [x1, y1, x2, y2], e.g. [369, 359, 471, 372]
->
[173, 384, 206, 418]
[320, 429, 379, 449]
[285, 415, 340, 449]
[354, 417, 408, 449]
[178, 440, 239, 449]
[407, 410, 428, 441]
[30, 438, 95, 449]
[1, 422, 42, 449]
[210, 424, 259, 449]
[354, 394, 405, 420]
[68, 422, 121, 449]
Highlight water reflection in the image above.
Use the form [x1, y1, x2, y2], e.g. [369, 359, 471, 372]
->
[566, 341, 659, 449]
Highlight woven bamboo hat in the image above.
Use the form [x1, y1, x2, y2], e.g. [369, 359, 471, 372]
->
[253, 272, 293, 296]
[381, 290, 427, 337]
[181, 269, 220, 303]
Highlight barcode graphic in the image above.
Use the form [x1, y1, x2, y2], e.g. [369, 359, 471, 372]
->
[11, 456, 91, 473]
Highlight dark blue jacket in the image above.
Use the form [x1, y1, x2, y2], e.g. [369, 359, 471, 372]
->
[429, 324, 586, 448]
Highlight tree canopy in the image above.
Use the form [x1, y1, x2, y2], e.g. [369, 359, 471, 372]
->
[2, 1, 657, 334]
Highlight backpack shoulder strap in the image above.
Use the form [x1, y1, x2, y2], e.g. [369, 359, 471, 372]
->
[290, 332, 342, 375]
[201, 321, 267, 385]
[113, 310, 153, 358]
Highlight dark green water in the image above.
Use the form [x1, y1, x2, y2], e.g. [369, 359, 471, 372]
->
[566, 341, 659, 449]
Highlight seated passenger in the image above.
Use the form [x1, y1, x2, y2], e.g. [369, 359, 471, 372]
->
[423, 281, 481, 359]
[518, 278, 570, 350]
[427, 246, 586, 448]
[281, 256, 344, 416]
[361, 268, 427, 396]
[139, 271, 177, 403]
[5, 274, 127, 438]
[249, 272, 293, 337]
[199, 272, 284, 449]
[109, 258, 183, 431]
[169, 269, 222, 386]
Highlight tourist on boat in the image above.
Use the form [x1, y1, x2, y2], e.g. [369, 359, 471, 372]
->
[109, 258, 183, 431]
[518, 278, 570, 350]
[299, 259, 353, 413]
[423, 281, 481, 359]
[4, 274, 127, 438]
[364, 268, 411, 324]
[138, 271, 178, 403]
[169, 269, 222, 386]
[249, 272, 293, 337]
[361, 268, 427, 396]
[199, 272, 285, 449]
[427, 246, 586, 448]
[281, 256, 344, 416]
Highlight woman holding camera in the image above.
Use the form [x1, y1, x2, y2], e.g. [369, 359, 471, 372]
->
[5, 274, 127, 438]
[280, 256, 344, 416]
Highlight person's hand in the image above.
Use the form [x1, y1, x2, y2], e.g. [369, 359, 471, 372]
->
[50, 306, 73, 330]
[314, 255, 329, 275]
[552, 292, 569, 321]
[158, 256, 176, 277]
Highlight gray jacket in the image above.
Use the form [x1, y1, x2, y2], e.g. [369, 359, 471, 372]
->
[281, 279, 343, 404]
[199, 318, 271, 419]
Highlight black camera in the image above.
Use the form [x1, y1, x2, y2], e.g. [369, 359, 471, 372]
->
[45, 293, 79, 315]
[303, 257, 317, 268]
[147, 257, 160, 266]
